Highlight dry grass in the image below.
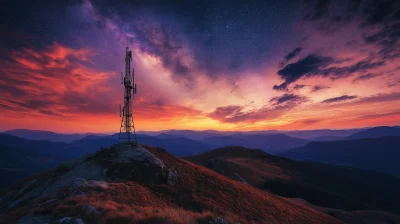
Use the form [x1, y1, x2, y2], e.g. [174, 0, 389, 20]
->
[101, 207, 214, 224]
[32, 194, 217, 224]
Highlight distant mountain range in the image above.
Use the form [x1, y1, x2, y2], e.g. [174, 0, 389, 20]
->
[311, 136, 343, 142]
[186, 146, 400, 215]
[3, 129, 88, 143]
[201, 133, 309, 154]
[1, 125, 399, 188]
[283, 128, 366, 139]
[4, 125, 398, 143]
[0, 134, 67, 158]
[3, 126, 380, 142]
[0, 144, 59, 188]
[281, 136, 400, 177]
[343, 126, 400, 140]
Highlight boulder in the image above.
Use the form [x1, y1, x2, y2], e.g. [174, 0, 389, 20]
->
[88, 180, 109, 190]
[56, 217, 85, 224]
[167, 169, 179, 186]
[209, 217, 228, 224]
[72, 178, 88, 190]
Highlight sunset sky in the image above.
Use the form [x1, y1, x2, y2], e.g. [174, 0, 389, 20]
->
[0, 0, 399, 133]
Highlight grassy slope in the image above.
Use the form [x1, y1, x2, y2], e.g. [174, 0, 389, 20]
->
[186, 146, 400, 215]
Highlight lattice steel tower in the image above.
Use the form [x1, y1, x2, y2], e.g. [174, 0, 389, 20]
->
[118, 46, 137, 144]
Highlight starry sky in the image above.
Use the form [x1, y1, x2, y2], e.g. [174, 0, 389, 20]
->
[0, 0, 399, 133]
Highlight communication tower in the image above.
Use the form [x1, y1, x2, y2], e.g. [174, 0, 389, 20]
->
[118, 43, 137, 144]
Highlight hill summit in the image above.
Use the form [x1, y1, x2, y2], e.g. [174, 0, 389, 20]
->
[0, 144, 340, 224]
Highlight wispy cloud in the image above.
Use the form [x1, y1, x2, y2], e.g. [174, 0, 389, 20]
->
[322, 95, 358, 104]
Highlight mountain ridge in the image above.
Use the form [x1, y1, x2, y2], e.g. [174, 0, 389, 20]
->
[343, 126, 400, 140]
[4, 129, 88, 143]
[186, 145, 400, 216]
[202, 133, 309, 154]
[281, 136, 400, 177]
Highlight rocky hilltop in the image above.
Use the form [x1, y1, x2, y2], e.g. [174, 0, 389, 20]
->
[0, 144, 341, 224]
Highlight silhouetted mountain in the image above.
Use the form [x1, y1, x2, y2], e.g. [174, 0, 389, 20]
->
[0, 144, 61, 188]
[186, 146, 400, 216]
[202, 133, 309, 154]
[281, 136, 400, 177]
[343, 126, 400, 140]
[156, 133, 187, 139]
[283, 128, 365, 140]
[0, 134, 67, 158]
[66, 134, 214, 157]
[137, 136, 214, 156]
[4, 129, 86, 143]
[163, 130, 224, 140]
[77, 134, 112, 140]
[312, 136, 343, 141]
[0, 144, 341, 224]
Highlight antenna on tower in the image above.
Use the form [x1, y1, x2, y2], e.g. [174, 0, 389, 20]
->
[118, 35, 138, 145]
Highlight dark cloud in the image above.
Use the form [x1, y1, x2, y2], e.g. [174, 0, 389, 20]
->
[303, 0, 331, 21]
[274, 54, 387, 90]
[208, 93, 306, 123]
[364, 23, 400, 44]
[322, 95, 358, 103]
[301, 0, 362, 33]
[297, 0, 399, 84]
[364, 23, 400, 59]
[345, 40, 359, 46]
[293, 84, 307, 90]
[360, 1, 400, 60]
[311, 85, 329, 92]
[208, 104, 291, 123]
[279, 47, 302, 68]
[356, 92, 400, 104]
[302, 0, 400, 62]
[303, 0, 399, 29]
[274, 54, 333, 89]
[208, 105, 268, 123]
[387, 79, 400, 87]
[208, 106, 244, 121]
[356, 111, 400, 120]
[269, 93, 306, 105]
[320, 59, 385, 79]
[353, 73, 382, 82]
[285, 47, 303, 61]
[39, 109, 64, 117]
[300, 119, 321, 125]
[362, 0, 400, 25]
[273, 83, 289, 91]
[320, 92, 400, 109]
